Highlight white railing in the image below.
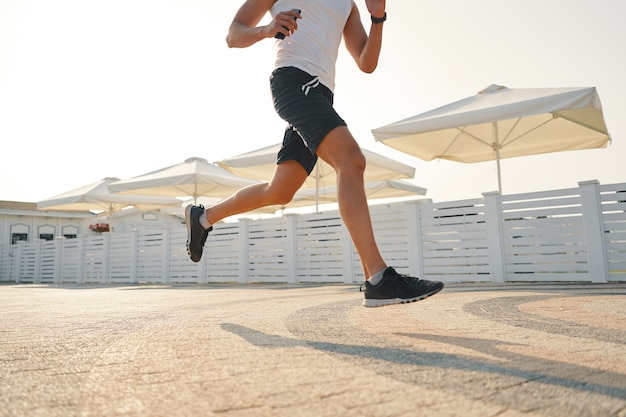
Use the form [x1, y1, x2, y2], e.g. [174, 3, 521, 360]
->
[2, 180, 625, 284]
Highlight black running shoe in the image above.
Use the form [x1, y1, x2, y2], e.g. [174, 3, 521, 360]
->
[361, 267, 444, 307]
[185, 204, 212, 263]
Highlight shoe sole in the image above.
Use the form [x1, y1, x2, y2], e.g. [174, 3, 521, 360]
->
[184, 205, 196, 262]
[362, 284, 444, 308]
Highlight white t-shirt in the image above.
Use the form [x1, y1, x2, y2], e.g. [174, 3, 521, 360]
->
[270, 0, 353, 92]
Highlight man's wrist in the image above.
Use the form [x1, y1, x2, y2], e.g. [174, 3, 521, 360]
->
[371, 12, 387, 24]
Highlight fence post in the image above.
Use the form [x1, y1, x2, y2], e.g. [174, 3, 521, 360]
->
[75, 237, 84, 284]
[33, 243, 41, 284]
[285, 214, 298, 283]
[53, 238, 63, 284]
[13, 243, 23, 283]
[406, 200, 428, 278]
[57, 240, 64, 284]
[238, 219, 250, 283]
[102, 234, 110, 284]
[579, 180, 609, 283]
[483, 192, 507, 283]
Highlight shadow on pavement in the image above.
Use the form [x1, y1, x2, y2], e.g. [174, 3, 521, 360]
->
[221, 322, 626, 401]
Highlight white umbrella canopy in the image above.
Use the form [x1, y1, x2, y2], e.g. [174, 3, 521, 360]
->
[37, 177, 182, 213]
[216, 143, 416, 185]
[108, 157, 262, 204]
[216, 143, 417, 211]
[372, 85, 611, 193]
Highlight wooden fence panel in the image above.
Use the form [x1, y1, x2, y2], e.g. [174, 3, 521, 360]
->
[418, 199, 491, 282]
[135, 231, 167, 284]
[15, 242, 38, 283]
[247, 217, 290, 282]
[109, 232, 136, 284]
[82, 235, 108, 283]
[296, 212, 345, 282]
[39, 240, 58, 284]
[501, 190, 588, 282]
[58, 238, 82, 283]
[204, 223, 242, 283]
[368, 203, 414, 276]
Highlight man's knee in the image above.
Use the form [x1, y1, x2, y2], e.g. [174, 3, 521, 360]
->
[317, 128, 366, 173]
[264, 160, 308, 206]
[332, 145, 366, 175]
[351, 148, 366, 173]
[270, 188, 296, 206]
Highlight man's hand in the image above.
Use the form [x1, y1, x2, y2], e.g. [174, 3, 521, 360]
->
[272, 9, 301, 39]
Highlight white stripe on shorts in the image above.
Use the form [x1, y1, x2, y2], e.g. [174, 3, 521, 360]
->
[301, 77, 320, 96]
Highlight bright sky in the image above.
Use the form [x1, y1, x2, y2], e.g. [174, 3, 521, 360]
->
[1, 0, 625, 204]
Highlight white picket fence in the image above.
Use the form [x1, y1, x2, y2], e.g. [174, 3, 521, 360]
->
[2, 180, 625, 284]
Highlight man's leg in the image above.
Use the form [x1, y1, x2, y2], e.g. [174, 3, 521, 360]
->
[205, 160, 308, 225]
[315, 126, 386, 278]
[185, 160, 308, 263]
[316, 126, 444, 307]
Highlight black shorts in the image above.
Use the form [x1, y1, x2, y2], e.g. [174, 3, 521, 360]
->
[270, 66, 347, 175]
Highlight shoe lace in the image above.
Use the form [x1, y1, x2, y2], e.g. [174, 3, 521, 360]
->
[395, 272, 422, 288]
[359, 270, 422, 292]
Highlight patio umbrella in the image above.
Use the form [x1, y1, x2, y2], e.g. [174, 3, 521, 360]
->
[108, 157, 261, 204]
[37, 177, 182, 213]
[372, 85, 611, 193]
[216, 143, 416, 211]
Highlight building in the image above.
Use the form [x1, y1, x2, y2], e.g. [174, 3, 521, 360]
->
[0, 200, 184, 246]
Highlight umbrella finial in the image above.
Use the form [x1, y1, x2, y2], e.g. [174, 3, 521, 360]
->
[185, 157, 208, 164]
[478, 84, 508, 94]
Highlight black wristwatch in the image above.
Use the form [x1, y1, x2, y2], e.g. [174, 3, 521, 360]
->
[371, 12, 387, 24]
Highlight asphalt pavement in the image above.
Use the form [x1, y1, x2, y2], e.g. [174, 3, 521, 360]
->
[1, 282, 625, 417]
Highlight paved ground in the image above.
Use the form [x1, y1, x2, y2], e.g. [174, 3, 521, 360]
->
[1, 282, 626, 417]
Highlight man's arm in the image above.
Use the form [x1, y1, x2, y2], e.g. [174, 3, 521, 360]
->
[343, 0, 386, 73]
[226, 0, 301, 48]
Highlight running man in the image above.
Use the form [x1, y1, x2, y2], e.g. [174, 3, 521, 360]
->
[185, 0, 443, 307]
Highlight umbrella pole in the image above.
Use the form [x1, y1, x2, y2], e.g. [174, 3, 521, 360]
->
[496, 152, 503, 194]
[493, 122, 503, 194]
